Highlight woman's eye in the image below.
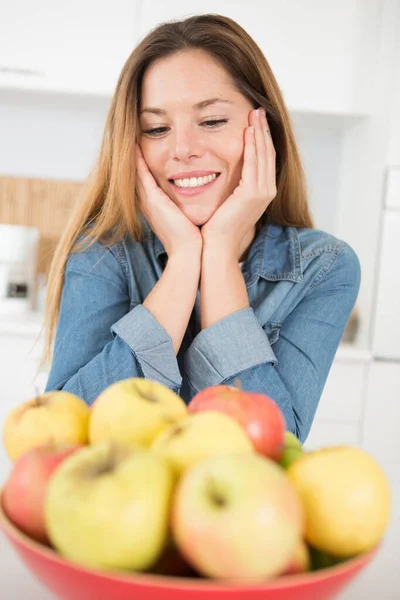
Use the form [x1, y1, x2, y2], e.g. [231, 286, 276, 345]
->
[143, 119, 228, 137]
[143, 126, 169, 136]
[202, 118, 229, 128]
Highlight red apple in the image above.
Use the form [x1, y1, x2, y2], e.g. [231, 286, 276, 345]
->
[188, 383, 286, 460]
[2, 443, 82, 544]
[172, 453, 304, 580]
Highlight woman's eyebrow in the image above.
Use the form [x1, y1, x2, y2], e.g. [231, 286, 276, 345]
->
[140, 97, 234, 116]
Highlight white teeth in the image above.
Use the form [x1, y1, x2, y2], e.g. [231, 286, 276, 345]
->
[173, 173, 218, 188]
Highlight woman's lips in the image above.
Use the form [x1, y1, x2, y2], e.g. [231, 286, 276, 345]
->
[169, 173, 221, 196]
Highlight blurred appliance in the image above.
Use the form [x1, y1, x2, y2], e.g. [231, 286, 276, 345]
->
[0, 224, 39, 314]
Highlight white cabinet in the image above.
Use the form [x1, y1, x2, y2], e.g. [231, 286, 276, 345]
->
[385, 167, 400, 209]
[0, 327, 48, 485]
[313, 359, 368, 423]
[361, 362, 400, 466]
[0, 0, 138, 97]
[0, 334, 45, 399]
[304, 422, 359, 451]
[0, 0, 385, 114]
[304, 348, 371, 449]
[306, 359, 400, 474]
[138, 0, 381, 115]
[371, 210, 400, 359]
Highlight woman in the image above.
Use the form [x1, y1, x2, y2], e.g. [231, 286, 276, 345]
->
[42, 14, 361, 443]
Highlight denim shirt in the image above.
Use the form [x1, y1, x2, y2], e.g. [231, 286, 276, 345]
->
[45, 219, 361, 443]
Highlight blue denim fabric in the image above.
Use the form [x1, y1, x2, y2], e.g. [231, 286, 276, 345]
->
[45, 218, 361, 443]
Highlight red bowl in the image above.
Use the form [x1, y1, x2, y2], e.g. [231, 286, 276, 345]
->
[0, 491, 378, 600]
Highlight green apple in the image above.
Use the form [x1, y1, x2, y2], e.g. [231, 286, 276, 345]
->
[284, 431, 302, 450]
[45, 442, 174, 571]
[172, 452, 305, 580]
[89, 378, 188, 448]
[279, 431, 303, 470]
[151, 411, 253, 477]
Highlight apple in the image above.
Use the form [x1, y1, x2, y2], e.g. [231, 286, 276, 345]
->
[89, 378, 188, 448]
[188, 383, 286, 460]
[45, 442, 175, 571]
[287, 446, 391, 557]
[151, 411, 253, 477]
[279, 431, 304, 470]
[281, 538, 310, 575]
[172, 452, 305, 580]
[3, 391, 90, 462]
[2, 444, 82, 544]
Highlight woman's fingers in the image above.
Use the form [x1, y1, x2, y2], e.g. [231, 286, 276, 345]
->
[253, 109, 268, 191]
[260, 111, 277, 197]
[241, 123, 257, 189]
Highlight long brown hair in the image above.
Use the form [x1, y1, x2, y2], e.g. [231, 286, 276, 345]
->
[40, 13, 314, 368]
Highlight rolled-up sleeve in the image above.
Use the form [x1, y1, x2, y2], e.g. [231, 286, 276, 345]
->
[184, 244, 361, 443]
[111, 305, 182, 386]
[185, 306, 280, 389]
[45, 243, 182, 405]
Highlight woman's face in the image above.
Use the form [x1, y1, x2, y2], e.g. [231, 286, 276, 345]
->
[138, 49, 255, 226]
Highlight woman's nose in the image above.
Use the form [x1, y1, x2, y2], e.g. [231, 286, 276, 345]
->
[171, 128, 202, 161]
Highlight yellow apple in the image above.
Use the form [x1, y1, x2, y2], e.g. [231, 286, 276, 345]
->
[89, 378, 188, 448]
[287, 445, 391, 556]
[151, 411, 253, 477]
[45, 442, 175, 571]
[3, 391, 90, 462]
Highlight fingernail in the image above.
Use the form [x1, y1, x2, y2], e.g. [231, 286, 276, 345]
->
[256, 109, 260, 120]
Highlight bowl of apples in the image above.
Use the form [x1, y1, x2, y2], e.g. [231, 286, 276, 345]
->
[0, 379, 390, 600]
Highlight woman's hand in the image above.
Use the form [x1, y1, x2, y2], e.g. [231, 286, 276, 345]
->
[201, 107, 277, 260]
[135, 144, 203, 257]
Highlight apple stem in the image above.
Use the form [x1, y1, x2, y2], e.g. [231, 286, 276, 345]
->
[21, 396, 44, 413]
[130, 381, 158, 403]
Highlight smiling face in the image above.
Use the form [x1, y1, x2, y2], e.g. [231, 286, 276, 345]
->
[138, 49, 255, 226]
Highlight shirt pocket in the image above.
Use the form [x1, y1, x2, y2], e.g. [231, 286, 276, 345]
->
[262, 322, 282, 345]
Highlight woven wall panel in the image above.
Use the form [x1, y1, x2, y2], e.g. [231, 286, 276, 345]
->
[0, 176, 83, 280]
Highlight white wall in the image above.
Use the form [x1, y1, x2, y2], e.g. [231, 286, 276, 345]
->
[292, 115, 343, 235]
[0, 90, 110, 181]
[386, 3, 400, 165]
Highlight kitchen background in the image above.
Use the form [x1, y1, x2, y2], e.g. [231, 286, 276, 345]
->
[0, 1, 399, 597]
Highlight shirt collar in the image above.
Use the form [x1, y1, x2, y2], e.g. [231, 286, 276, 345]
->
[150, 219, 303, 284]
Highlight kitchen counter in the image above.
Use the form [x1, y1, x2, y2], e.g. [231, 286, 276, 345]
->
[0, 309, 46, 336]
